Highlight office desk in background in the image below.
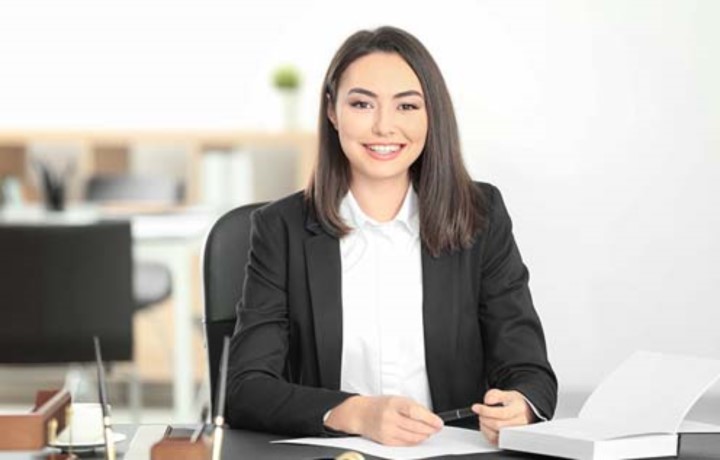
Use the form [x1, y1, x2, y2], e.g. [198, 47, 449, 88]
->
[1, 425, 718, 460]
[0, 206, 217, 422]
[129, 209, 215, 422]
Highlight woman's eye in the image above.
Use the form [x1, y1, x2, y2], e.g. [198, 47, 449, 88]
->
[350, 101, 372, 109]
[399, 103, 420, 111]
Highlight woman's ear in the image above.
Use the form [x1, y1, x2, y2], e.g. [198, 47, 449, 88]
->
[326, 94, 338, 130]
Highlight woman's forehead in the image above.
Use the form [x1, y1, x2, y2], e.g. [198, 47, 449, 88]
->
[337, 52, 423, 96]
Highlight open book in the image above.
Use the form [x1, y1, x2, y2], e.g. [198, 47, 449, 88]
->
[499, 351, 720, 460]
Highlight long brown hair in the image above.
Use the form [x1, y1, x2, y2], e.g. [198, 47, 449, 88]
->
[305, 26, 487, 257]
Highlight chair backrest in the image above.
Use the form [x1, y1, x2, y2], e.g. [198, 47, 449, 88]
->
[85, 174, 184, 204]
[0, 221, 134, 363]
[203, 202, 266, 412]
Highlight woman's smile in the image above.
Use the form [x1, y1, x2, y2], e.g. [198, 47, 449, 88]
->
[363, 143, 405, 161]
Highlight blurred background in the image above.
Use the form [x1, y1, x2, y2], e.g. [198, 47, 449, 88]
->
[1, 0, 718, 424]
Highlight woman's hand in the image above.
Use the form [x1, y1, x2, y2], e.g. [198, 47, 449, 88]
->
[471, 389, 535, 445]
[325, 395, 443, 446]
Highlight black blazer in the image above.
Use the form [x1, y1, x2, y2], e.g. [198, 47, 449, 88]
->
[227, 182, 557, 436]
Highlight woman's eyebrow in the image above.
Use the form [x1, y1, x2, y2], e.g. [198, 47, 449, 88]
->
[393, 90, 424, 99]
[348, 87, 377, 98]
[347, 88, 424, 99]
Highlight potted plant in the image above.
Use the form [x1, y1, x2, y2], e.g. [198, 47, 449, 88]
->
[272, 65, 301, 131]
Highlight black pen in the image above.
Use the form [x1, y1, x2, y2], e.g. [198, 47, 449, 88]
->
[437, 407, 475, 422]
[437, 403, 504, 422]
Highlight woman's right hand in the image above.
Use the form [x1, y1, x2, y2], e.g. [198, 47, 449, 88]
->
[324, 395, 443, 446]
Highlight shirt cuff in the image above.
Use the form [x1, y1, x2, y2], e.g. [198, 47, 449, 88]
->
[322, 409, 332, 423]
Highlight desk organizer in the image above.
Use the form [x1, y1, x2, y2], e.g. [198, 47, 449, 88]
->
[151, 427, 212, 460]
[0, 389, 71, 450]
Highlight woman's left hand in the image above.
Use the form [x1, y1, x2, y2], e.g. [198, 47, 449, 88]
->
[471, 389, 535, 445]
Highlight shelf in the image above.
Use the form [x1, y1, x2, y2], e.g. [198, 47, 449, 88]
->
[0, 130, 317, 204]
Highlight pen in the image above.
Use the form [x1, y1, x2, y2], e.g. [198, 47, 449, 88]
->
[190, 422, 206, 443]
[437, 407, 474, 422]
[94, 336, 116, 460]
[211, 336, 231, 460]
[436, 403, 504, 422]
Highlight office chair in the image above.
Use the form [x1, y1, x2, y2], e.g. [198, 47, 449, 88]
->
[0, 222, 134, 364]
[85, 174, 182, 311]
[202, 202, 266, 414]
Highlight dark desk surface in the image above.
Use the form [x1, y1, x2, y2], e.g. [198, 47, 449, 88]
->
[1, 426, 719, 459]
[218, 429, 720, 460]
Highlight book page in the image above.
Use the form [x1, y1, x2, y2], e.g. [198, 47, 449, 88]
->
[578, 351, 720, 435]
[680, 420, 720, 433]
[274, 425, 498, 459]
[503, 417, 642, 441]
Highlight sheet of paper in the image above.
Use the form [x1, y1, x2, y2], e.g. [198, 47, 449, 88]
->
[578, 351, 720, 435]
[124, 425, 168, 460]
[274, 425, 498, 459]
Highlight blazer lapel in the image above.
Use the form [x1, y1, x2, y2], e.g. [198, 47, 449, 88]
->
[422, 249, 458, 410]
[304, 218, 343, 390]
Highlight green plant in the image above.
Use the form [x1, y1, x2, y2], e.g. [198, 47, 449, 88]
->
[272, 65, 301, 90]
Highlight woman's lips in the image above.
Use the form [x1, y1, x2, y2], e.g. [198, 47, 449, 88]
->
[363, 143, 405, 161]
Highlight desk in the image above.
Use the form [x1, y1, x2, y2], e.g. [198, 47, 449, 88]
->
[217, 429, 720, 459]
[2, 426, 718, 459]
[132, 211, 215, 421]
[129, 210, 215, 421]
[0, 206, 216, 421]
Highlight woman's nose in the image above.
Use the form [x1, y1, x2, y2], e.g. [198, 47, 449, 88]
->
[371, 107, 396, 136]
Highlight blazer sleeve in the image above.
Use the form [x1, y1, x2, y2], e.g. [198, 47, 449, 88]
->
[226, 206, 353, 436]
[478, 185, 558, 419]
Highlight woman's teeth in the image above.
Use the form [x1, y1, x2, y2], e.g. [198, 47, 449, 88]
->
[367, 144, 401, 154]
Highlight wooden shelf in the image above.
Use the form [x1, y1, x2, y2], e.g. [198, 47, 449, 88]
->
[0, 130, 317, 204]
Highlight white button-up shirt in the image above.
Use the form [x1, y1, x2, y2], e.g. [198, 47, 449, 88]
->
[338, 187, 433, 410]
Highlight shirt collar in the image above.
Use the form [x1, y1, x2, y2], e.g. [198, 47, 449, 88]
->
[340, 186, 420, 236]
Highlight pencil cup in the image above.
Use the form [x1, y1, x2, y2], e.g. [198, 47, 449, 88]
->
[151, 430, 212, 460]
[56, 402, 106, 445]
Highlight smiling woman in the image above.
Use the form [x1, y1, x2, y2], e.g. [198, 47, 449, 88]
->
[310, 27, 483, 256]
[226, 26, 557, 447]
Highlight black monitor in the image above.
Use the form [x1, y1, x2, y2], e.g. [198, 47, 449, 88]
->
[0, 221, 134, 363]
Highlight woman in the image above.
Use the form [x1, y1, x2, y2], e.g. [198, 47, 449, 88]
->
[226, 26, 557, 446]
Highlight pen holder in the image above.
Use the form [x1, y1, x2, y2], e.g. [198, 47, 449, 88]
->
[151, 427, 212, 460]
[0, 389, 71, 450]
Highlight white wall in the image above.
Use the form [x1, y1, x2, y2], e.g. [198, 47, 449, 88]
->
[457, 1, 720, 398]
[2, 0, 719, 397]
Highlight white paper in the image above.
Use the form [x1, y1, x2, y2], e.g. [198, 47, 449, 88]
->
[274, 425, 498, 459]
[123, 425, 168, 460]
[578, 351, 720, 435]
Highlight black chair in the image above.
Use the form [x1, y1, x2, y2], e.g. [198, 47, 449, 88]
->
[202, 202, 265, 413]
[85, 174, 181, 311]
[0, 222, 134, 364]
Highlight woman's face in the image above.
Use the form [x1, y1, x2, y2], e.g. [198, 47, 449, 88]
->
[328, 52, 428, 189]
